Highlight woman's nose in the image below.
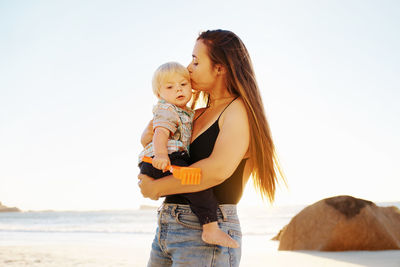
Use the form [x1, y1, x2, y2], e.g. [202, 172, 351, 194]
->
[187, 63, 192, 73]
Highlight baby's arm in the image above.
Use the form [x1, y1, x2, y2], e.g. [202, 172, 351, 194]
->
[152, 127, 171, 171]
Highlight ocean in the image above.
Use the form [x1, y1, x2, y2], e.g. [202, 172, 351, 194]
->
[1, 202, 399, 246]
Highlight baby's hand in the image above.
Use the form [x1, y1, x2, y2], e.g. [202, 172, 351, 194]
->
[152, 154, 170, 172]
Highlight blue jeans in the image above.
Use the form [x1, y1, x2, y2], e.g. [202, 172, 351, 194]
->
[147, 204, 242, 267]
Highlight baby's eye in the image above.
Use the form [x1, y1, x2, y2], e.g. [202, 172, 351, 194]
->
[181, 83, 187, 86]
[167, 86, 173, 89]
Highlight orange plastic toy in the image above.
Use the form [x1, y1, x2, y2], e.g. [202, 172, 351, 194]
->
[142, 156, 201, 185]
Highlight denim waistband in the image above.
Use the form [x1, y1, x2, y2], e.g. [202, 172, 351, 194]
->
[159, 203, 238, 218]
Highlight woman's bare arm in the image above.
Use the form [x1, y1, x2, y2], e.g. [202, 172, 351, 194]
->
[140, 120, 153, 147]
[139, 99, 250, 199]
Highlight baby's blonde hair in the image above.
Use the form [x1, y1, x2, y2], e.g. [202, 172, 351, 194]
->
[152, 62, 190, 97]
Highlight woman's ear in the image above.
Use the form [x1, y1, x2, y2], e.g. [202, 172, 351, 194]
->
[214, 64, 226, 75]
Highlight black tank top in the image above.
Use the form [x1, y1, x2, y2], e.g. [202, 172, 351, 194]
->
[164, 98, 247, 204]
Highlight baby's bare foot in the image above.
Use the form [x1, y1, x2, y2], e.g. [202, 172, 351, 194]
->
[202, 222, 239, 248]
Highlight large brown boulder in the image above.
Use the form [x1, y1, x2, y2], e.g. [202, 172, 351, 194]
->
[276, 195, 400, 251]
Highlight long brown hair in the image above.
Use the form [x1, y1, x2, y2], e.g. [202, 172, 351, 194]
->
[193, 29, 285, 202]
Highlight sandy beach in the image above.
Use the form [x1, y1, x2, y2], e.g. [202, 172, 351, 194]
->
[1, 204, 399, 266]
[1, 235, 399, 267]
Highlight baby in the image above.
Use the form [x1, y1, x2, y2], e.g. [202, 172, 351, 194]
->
[138, 62, 238, 248]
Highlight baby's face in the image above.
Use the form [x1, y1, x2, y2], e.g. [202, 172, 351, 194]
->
[158, 73, 192, 108]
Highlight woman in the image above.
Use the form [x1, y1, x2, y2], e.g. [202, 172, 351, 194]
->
[138, 29, 284, 267]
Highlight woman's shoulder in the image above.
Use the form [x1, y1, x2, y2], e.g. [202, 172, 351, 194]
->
[218, 97, 248, 127]
[224, 97, 247, 117]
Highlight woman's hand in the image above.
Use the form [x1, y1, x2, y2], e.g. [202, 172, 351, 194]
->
[141, 120, 154, 147]
[138, 173, 159, 200]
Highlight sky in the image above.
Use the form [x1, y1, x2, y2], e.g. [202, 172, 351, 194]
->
[0, 0, 399, 211]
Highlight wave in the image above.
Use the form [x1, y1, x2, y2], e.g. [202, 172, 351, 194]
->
[0, 228, 155, 235]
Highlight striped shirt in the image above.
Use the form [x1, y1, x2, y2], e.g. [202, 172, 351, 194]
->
[138, 99, 194, 164]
